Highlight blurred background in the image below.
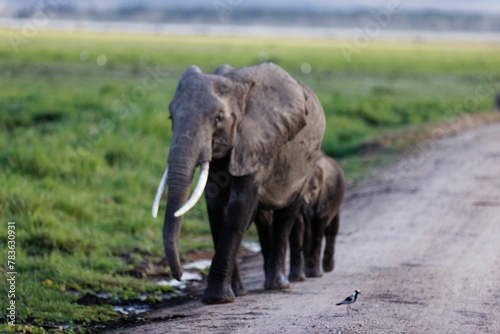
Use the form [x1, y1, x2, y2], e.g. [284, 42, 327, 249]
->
[2, 0, 500, 36]
[1, 0, 499, 332]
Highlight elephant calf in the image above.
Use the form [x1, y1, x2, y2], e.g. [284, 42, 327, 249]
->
[289, 153, 346, 281]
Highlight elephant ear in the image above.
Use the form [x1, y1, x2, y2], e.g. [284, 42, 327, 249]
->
[228, 63, 308, 176]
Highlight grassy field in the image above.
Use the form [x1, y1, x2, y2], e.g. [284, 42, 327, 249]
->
[0, 29, 499, 332]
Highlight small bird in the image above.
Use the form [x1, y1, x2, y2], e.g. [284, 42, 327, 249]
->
[336, 290, 360, 314]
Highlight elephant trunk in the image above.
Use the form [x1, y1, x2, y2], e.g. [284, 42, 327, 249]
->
[163, 165, 192, 281]
[161, 133, 211, 281]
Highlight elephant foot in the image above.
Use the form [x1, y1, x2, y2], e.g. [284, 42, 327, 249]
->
[232, 282, 248, 297]
[231, 268, 247, 296]
[323, 258, 334, 272]
[201, 282, 235, 305]
[288, 270, 306, 282]
[264, 272, 290, 290]
[305, 267, 323, 278]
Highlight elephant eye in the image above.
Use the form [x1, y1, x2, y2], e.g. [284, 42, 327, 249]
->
[214, 113, 224, 124]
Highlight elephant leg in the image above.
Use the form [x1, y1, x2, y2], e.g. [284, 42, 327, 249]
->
[202, 175, 259, 304]
[205, 159, 246, 296]
[254, 209, 273, 278]
[265, 202, 301, 290]
[231, 261, 247, 296]
[305, 216, 326, 278]
[323, 213, 339, 273]
[232, 206, 258, 297]
[289, 213, 305, 282]
[206, 171, 248, 297]
[206, 188, 226, 252]
[207, 195, 243, 300]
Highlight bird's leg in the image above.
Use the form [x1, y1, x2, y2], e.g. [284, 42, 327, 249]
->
[346, 306, 359, 315]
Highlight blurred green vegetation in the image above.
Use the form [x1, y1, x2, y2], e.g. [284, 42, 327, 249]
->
[0, 30, 499, 332]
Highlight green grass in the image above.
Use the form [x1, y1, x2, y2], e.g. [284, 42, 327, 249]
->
[0, 29, 499, 332]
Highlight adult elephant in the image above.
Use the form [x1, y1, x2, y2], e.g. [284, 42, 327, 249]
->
[152, 63, 325, 304]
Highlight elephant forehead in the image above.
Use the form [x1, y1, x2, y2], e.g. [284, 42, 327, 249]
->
[172, 78, 222, 112]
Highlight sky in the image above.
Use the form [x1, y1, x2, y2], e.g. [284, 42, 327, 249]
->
[3, 0, 500, 14]
[227, 0, 500, 14]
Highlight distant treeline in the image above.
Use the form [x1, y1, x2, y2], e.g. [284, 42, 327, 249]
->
[11, 5, 500, 32]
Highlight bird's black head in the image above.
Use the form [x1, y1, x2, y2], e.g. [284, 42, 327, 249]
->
[355, 289, 361, 294]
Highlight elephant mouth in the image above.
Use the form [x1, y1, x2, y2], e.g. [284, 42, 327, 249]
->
[212, 139, 230, 158]
[151, 161, 210, 218]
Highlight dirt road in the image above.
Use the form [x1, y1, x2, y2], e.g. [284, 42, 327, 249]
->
[112, 123, 500, 334]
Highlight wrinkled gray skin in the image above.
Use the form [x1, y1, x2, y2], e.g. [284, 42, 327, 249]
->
[162, 63, 325, 304]
[288, 153, 345, 281]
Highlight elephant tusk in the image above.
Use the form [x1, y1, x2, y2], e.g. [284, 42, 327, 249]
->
[174, 162, 210, 217]
[152, 166, 169, 218]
